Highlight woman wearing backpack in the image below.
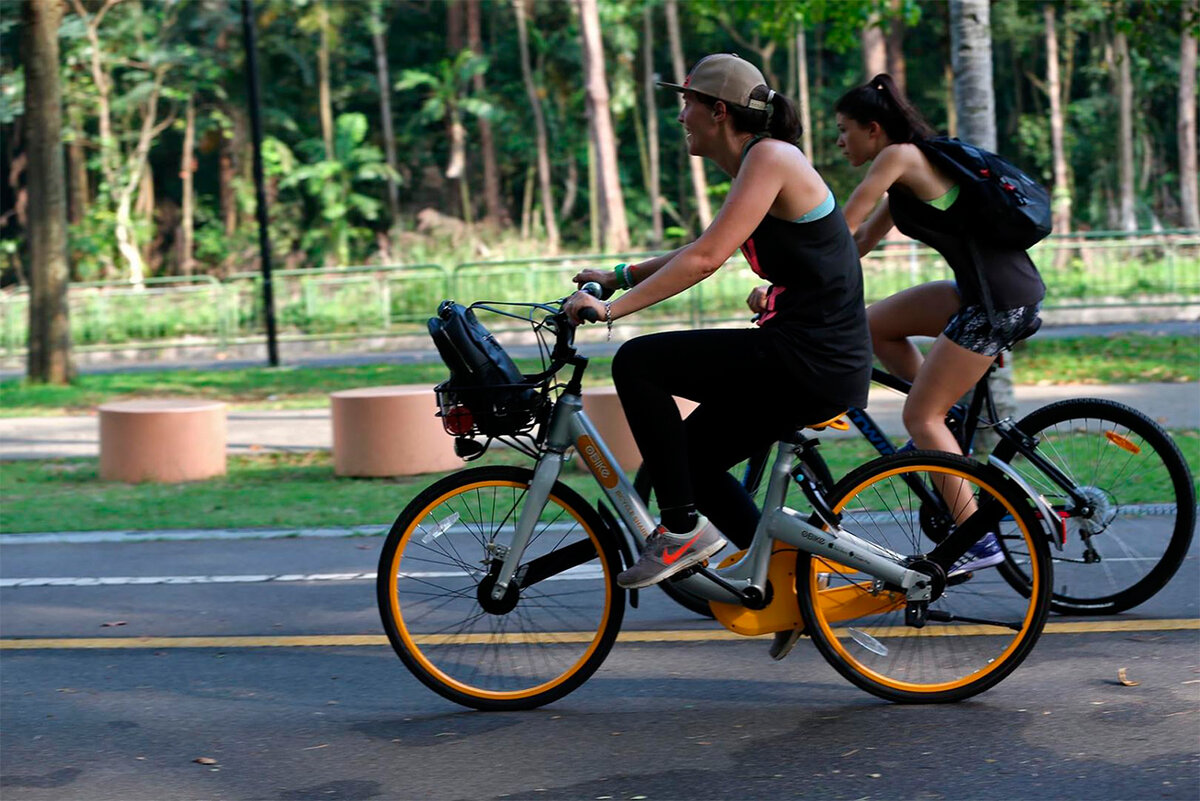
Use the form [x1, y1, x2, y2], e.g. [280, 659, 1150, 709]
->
[563, 54, 872, 618]
[834, 74, 1045, 573]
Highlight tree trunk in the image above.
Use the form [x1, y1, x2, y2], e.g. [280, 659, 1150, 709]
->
[468, 0, 506, 227]
[643, 3, 662, 246]
[796, 22, 813, 161]
[950, 0, 996, 151]
[1179, 0, 1199, 230]
[69, 0, 117, 193]
[577, 0, 629, 252]
[665, 0, 711, 232]
[22, 0, 72, 383]
[66, 104, 88, 226]
[950, 0, 1012, 440]
[1045, 5, 1071, 239]
[587, 136, 599, 250]
[944, 61, 957, 138]
[512, 0, 559, 250]
[136, 161, 154, 267]
[1114, 25, 1136, 232]
[446, 0, 464, 53]
[113, 68, 168, 288]
[521, 163, 534, 238]
[317, 1, 334, 161]
[886, 0, 907, 94]
[219, 119, 237, 238]
[179, 96, 195, 276]
[370, 1, 400, 226]
[861, 14, 886, 78]
[559, 154, 578, 221]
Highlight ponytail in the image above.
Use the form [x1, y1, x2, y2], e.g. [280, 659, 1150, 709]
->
[693, 84, 803, 147]
[835, 73, 935, 143]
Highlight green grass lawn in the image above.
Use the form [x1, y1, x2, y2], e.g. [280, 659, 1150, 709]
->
[0, 333, 1195, 417]
[0, 442, 883, 534]
[3, 430, 1196, 534]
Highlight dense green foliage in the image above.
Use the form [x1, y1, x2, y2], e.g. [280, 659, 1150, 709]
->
[1, 0, 1196, 287]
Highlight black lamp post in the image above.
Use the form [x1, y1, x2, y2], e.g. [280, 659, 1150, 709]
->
[240, 0, 279, 366]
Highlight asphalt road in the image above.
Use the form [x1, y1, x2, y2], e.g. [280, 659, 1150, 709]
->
[2, 533, 1197, 801]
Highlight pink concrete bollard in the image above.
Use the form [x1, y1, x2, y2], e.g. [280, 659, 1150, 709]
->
[98, 399, 227, 483]
[331, 385, 462, 477]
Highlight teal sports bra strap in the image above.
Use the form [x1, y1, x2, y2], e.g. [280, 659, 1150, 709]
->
[794, 188, 835, 223]
[740, 134, 767, 164]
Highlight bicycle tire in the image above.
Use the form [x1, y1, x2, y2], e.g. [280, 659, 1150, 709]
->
[991, 398, 1196, 616]
[377, 465, 625, 711]
[797, 451, 1052, 704]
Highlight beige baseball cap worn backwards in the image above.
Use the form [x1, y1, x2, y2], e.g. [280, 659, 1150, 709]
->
[657, 53, 771, 110]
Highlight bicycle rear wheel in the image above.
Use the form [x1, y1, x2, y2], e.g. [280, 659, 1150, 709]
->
[797, 451, 1052, 704]
[991, 398, 1196, 615]
[377, 465, 625, 710]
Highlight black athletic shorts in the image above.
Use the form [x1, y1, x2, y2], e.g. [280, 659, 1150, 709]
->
[944, 302, 1042, 357]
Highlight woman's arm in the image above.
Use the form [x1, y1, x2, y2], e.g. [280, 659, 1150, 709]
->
[842, 144, 907, 253]
[853, 199, 894, 257]
[572, 245, 688, 291]
[566, 145, 790, 323]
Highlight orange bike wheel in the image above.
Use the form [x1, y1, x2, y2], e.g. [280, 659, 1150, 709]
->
[798, 451, 1052, 703]
[377, 466, 625, 710]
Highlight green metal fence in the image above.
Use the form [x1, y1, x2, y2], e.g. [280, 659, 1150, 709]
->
[1, 231, 1196, 357]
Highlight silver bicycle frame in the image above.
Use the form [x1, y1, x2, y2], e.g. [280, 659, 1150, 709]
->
[490, 390, 932, 604]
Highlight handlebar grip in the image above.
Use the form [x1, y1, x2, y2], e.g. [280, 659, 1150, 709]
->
[579, 307, 600, 323]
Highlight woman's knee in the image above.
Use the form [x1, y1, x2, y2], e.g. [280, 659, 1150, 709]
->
[611, 338, 651, 386]
[901, 399, 948, 437]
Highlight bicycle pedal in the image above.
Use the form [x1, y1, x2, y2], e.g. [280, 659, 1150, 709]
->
[671, 561, 709, 580]
[947, 571, 975, 586]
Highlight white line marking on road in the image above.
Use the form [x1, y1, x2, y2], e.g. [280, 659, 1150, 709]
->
[0, 565, 606, 588]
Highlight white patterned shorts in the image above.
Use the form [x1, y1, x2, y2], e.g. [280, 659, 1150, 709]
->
[944, 302, 1042, 357]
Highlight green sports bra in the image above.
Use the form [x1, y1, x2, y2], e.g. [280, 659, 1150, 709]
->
[924, 184, 960, 210]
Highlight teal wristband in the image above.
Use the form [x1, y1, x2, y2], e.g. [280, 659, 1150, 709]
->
[613, 263, 630, 290]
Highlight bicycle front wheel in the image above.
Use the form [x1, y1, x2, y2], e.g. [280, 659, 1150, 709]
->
[377, 465, 625, 710]
[797, 451, 1052, 704]
[992, 398, 1196, 615]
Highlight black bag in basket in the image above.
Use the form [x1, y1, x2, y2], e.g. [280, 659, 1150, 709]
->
[428, 301, 540, 436]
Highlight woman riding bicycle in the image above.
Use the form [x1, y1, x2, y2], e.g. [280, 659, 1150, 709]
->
[833, 74, 1046, 572]
[565, 54, 871, 592]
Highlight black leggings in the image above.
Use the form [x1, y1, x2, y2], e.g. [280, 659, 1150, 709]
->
[612, 329, 846, 548]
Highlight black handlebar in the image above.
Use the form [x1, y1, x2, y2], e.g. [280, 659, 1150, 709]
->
[579, 307, 600, 323]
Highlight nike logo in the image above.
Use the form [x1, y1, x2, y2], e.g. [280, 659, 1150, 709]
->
[661, 530, 705, 565]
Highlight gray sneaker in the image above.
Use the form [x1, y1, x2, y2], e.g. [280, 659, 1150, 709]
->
[617, 516, 727, 589]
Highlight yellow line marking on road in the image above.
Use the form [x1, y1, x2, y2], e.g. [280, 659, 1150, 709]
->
[1, 618, 1196, 650]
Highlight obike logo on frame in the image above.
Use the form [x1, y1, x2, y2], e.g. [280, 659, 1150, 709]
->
[576, 435, 619, 489]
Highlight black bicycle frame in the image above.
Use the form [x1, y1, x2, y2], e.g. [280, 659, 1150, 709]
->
[854, 367, 1086, 511]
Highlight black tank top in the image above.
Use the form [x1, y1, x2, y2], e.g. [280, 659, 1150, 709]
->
[738, 195, 872, 409]
[888, 187, 1045, 310]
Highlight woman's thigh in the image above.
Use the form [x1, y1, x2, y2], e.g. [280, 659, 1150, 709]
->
[906, 334, 998, 421]
[867, 280, 961, 340]
[612, 328, 778, 406]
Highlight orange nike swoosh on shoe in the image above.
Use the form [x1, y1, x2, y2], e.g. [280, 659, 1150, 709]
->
[661, 531, 705, 565]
